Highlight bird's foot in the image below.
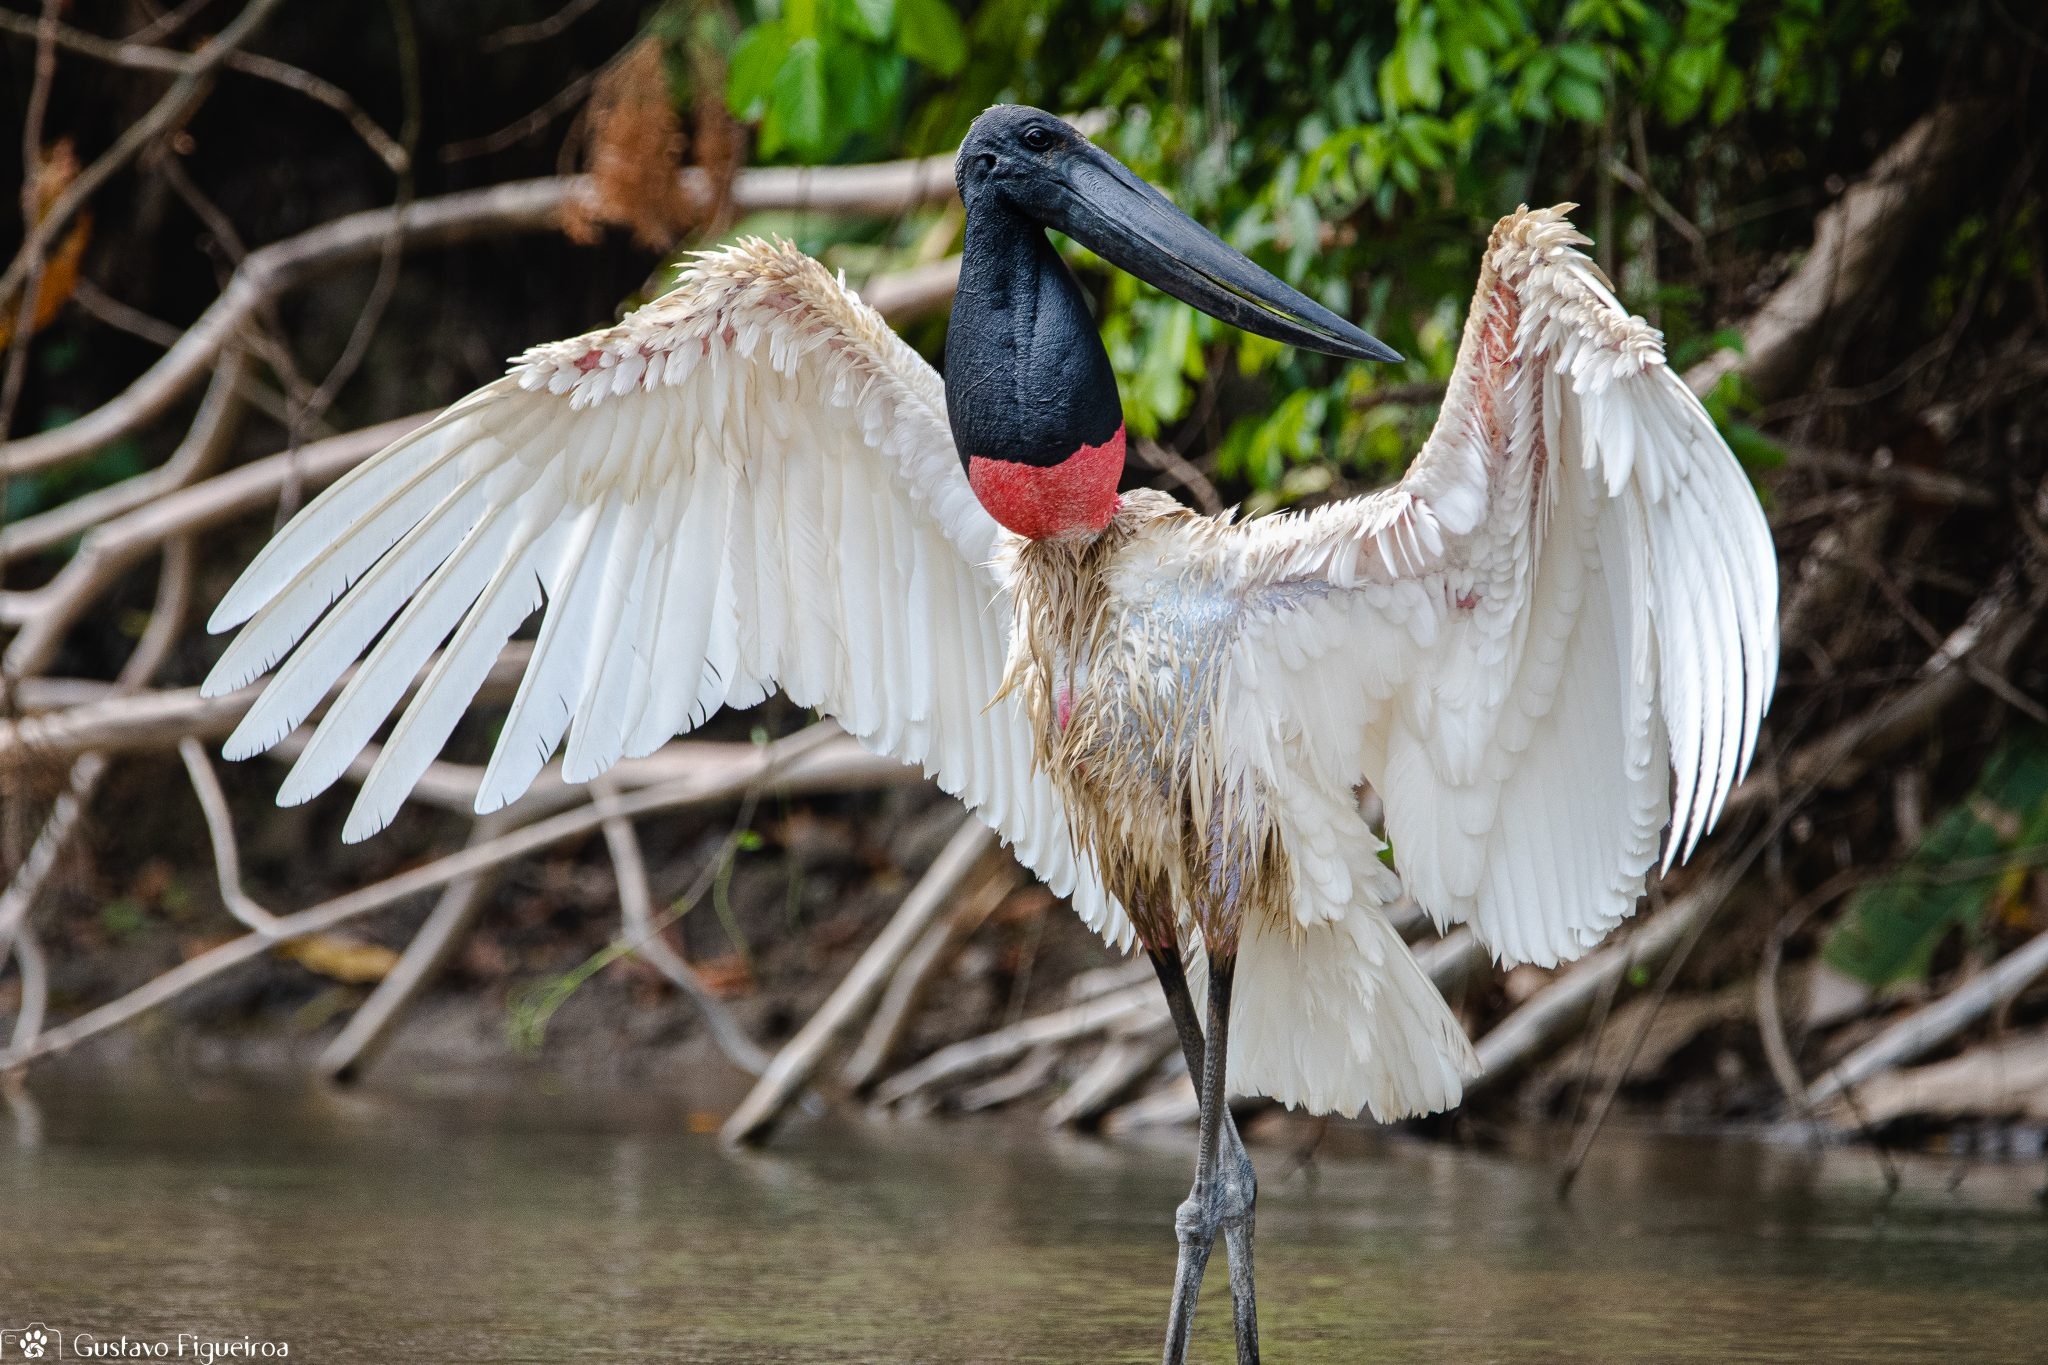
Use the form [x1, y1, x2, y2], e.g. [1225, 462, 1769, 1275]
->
[1164, 1150, 1260, 1364]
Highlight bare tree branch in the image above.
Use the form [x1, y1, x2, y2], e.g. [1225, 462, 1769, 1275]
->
[839, 866, 1014, 1092]
[0, 7, 410, 171]
[178, 736, 283, 934]
[0, 0, 290, 311]
[1, 412, 413, 673]
[1684, 104, 1984, 405]
[0, 537, 194, 961]
[598, 782, 771, 1077]
[0, 0, 64, 533]
[722, 818, 999, 1147]
[873, 980, 1166, 1107]
[0, 722, 851, 1070]
[0, 153, 960, 476]
[316, 813, 510, 1083]
[6, 923, 46, 1056]
[482, 0, 606, 50]
[0, 350, 249, 567]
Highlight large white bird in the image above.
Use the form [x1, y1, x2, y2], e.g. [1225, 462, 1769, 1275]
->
[205, 105, 1777, 1364]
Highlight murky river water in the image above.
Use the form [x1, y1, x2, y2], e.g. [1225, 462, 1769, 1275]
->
[3, 1076, 2045, 1362]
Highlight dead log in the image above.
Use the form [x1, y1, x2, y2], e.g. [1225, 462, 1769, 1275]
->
[873, 980, 1165, 1107]
[1045, 1023, 1179, 1128]
[1, 152, 961, 478]
[1465, 886, 1727, 1100]
[1820, 1029, 2048, 1127]
[316, 815, 511, 1083]
[1804, 929, 2048, 1110]
[720, 819, 999, 1147]
[0, 723, 846, 1070]
[838, 866, 1014, 1092]
[1684, 104, 1984, 405]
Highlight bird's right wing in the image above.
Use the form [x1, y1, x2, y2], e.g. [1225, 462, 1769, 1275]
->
[204, 237, 1130, 946]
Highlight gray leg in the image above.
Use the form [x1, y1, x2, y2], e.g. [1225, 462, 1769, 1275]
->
[1153, 953, 1256, 1365]
[1148, 948, 1259, 1363]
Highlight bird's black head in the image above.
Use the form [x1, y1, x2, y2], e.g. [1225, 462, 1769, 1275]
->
[946, 105, 1400, 541]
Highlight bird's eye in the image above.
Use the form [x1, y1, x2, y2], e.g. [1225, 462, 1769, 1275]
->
[1021, 125, 1055, 152]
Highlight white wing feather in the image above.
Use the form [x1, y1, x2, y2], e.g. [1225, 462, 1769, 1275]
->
[1236, 205, 1777, 968]
[205, 238, 1131, 948]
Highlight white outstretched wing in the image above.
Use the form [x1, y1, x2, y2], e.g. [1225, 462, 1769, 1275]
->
[205, 237, 1130, 946]
[1234, 205, 1777, 967]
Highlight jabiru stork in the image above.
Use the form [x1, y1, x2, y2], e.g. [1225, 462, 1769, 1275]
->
[204, 105, 1777, 1363]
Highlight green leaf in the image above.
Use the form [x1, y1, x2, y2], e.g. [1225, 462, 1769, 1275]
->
[1660, 41, 1718, 124]
[1446, 41, 1491, 93]
[728, 22, 792, 121]
[1401, 30, 1443, 109]
[840, 0, 896, 42]
[1555, 41, 1608, 82]
[897, 0, 967, 76]
[1824, 732, 2048, 988]
[825, 40, 905, 142]
[768, 37, 829, 159]
[1721, 420, 1786, 472]
[1708, 64, 1745, 126]
[1551, 74, 1605, 122]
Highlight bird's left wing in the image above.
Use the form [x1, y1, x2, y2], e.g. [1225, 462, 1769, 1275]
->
[1230, 205, 1776, 967]
[204, 238, 1130, 946]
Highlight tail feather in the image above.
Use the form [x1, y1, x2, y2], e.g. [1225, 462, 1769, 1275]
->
[1226, 906, 1477, 1121]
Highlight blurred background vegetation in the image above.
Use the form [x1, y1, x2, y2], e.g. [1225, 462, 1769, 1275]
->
[4, 0, 2048, 1150]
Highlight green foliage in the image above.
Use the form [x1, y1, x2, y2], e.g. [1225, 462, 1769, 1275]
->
[727, 0, 965, 161]
[1700, 370, 1787, 473]
[1823, 732, 2048, 989]
[713, 0, 1914, 495]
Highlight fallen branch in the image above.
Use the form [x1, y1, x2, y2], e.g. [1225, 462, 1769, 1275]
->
[1415, 928, 1488, 999]
[2, 413, 419, 673]
[178, 736, 283, 935]
[838, 865, 1014, 1092]
[956, 1046, 1062, 1113]
[0, 644, 526, 768]
[1720, 544, 2045, 826]
[1820, 1030, 2048, 1128]
[599, 784, 771, 1078]
[1465, 884, 1728, 1100]
[1045, 1022, 1179, 1128]
[1101, 1075, 1198, 1133]
[316, 815, 510, 1083]
[859, 255, 961, 324]
[0, 0, 289, 311]
[0, 349, 249, 568]
[1805, 929, 2048, 1110]
[6, 925, 46, 1057]
[720, 818, 999, 1147]
[872, 980, 1165, 1106]
[2, 154, 958, 476]
[0, 539, 193, 961]
[0, 723, 848, 1070]
[1684, 104, 1984, 405]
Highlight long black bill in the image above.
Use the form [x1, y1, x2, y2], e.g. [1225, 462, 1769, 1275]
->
[1046, 144, 1401, 364]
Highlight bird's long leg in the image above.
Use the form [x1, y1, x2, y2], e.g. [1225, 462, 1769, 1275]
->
[1146, 947, 1259, 1362]
[1159, 953, 1252, 1365]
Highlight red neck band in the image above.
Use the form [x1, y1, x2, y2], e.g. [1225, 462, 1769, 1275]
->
[966, 425, 1126, 540]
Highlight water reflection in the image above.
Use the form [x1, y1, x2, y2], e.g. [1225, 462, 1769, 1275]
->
[3, 1076, 2044, 1362]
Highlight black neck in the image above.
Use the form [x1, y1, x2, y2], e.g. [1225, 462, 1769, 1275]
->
[944, 203, 1123, 468]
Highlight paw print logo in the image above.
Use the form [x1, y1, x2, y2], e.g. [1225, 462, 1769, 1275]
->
[21, 1326, 48, 1359]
